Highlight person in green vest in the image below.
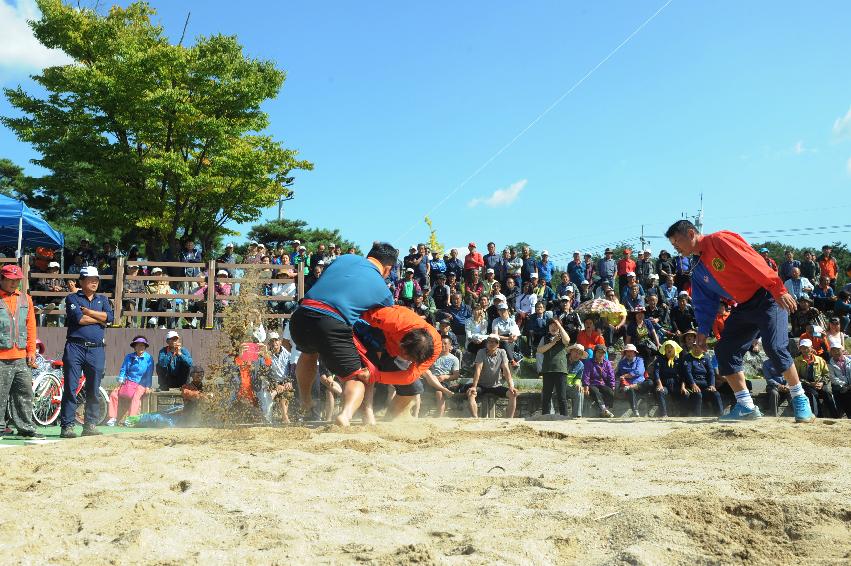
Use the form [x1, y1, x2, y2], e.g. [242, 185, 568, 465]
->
[536, 318, 572, 416]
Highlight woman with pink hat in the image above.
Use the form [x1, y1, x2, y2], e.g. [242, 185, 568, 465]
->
[106, 336, 154, 426]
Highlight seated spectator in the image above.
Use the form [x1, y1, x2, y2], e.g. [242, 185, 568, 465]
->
[625, 306, 660, 363]
[463, 270, 484, 306]
[712, 302, 731, 340]
[179, 366, 206, 424]
[790, 294, 821, 337]
[444, 293, 472, 339]
[482, 268, 497, 297]
[525, 301, 551, 356]
[604, 287, 619, 304]
[644, 273, 661, 298]
[444, 248, 464, 281]
[107, 336, 155, 426]
[515, 280, 538, 326]
[620, 272, 645, 302]
[827, 346, 851, 418]
[465, 303, 490, 354]
[460, 335, 518, 418]
[503, 277, 519, 316]
[763, 358, 790, 417]
[622, 283, 645, 312]
[270, 270, 297, 314]
[190, 270, 232, 326]
[565, 344, 586, 417]
[577, 318, 606, 358]
[824, 317, 847, 353]
[395, 268, 422, 306]
[265, 331, 293, 423]
[578, 280, 593, 303]
[429, 249, 446, 280]
[670, 292, 697, 337]
[582, 344, 615, 417]
[121, 264, 146, 318]
[593, 279, 614, 300]
[491, 303, 521, 366]
[645, 294, 672, 341]
[34, 261, 70, 309]
[783, 267, 814, 299]
[596, 248, 616, 288]
[304, 261, 324, 293]
[799, 324, 827, 359]
[156, 330, 193, 390]
[779, 250, 801, 282]
[537, 318, 572, 416]
[812, 276, 836, 312]
[654, 340, 682, 415]
[795, 339, 839, 417]
[834, 291, 851, 332]
[636, 249, 656, 290]
[618, 343, 666, 417]
[555, 296, 583, 342]
[436, 319, 461, 358]
[556, 272, 578, 299]
[658, 274, 678, 307]
[679, 344, 724, 416]
[656, 250, 675, 281]
[66, 252, 86, 275]
[146, 267, 177, 329]
[422, 336, 461, 417]
[533, 274, 557, 310]
[431, 272, 451, 310]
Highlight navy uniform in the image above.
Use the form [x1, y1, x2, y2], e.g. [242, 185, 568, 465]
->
[60, 266, 114, 435]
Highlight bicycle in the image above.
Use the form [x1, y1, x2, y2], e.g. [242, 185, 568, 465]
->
[32, 361, 109, 427]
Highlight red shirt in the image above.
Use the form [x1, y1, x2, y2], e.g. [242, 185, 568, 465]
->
[464, 252, 484, 271]
[617, 257, 636, 276]
[359, 306, 441, 385]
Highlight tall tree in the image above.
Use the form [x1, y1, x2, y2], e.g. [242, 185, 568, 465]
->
[246, 218, 358, 253]
[2, 0, 312, 258]
[0, 158, 25, 198]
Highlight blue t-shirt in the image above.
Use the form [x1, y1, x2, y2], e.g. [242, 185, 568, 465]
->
[304, 254, 394, 325]
[65, 291, 114, 342]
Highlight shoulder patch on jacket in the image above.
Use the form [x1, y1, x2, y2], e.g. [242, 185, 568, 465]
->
[711, 257, 725, 272]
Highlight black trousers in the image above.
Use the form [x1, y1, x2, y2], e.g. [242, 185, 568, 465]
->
[626, 380, 668, 417]
[588, 385, 614, 413]
[541, 372, 567, 416]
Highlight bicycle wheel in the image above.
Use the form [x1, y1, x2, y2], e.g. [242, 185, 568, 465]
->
[96, 387, 110, 425]
[32, 372, 62, 426]
[74, 386, 111, 426]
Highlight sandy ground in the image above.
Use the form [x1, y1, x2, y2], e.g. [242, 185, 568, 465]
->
[1, 417, 850, 566]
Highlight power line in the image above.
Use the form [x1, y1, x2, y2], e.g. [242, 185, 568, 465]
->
[395, 0, 676, 241]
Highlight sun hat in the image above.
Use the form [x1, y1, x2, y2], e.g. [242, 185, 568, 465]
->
[165, 330, 180, 340]
[623, 343, 638, 353]
[130, 336, 149, 348]
[151, 267, 163, 274]
[216, 269, 229, 276]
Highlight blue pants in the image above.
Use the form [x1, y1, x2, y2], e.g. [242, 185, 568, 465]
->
[689, 379, 724, 417]
[60, 342, 106, 427]
[715, 288, 793, 376]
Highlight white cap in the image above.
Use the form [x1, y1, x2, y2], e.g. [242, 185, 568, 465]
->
[678, 291, 689, 297]
[580, 280, 589, 285]
[530, 272, 539, 278]
[626, 271, 636, 277]
[298, 245, 306, 251]
[486, 268, 495, 274]
[623, 343, 638, 353]
[541, 250, 549, 256]
[405, 267, 414, 273]
[151, 267, 163, 274]
[799, 338, 813, 348]
[216, 269, 229, 276]
[165, 330, 180, 340]
[643, 248, 652, 254]
[267, 331, 280, 340]
[573, 250, 581, 255]
[493, 294, 506, 302]
[560, 295, 571, 301]
[650, 274, 659, 279]
[48, 261, 60, 268]
[292, 240, 300, 245]
[79, 266, 99, 278]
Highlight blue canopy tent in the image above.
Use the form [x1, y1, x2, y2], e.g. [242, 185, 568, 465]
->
[0, 194, 65, 258]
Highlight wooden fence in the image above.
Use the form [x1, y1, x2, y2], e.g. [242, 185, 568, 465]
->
[18, 255, 304, 329]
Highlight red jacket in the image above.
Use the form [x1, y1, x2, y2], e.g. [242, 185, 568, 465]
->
[617, 257, 636, 276]
[357, 306, 441, 385]
[464, 252, 484, 271]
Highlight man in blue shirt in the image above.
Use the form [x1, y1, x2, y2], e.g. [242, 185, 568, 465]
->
[536, 251, 554, 286]
[60, 266, 114, 438]
[596, 248, 616, 288]
[567, 251, 586, 286]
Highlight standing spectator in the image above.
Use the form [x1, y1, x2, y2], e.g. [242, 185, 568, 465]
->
[636, 249, 656, 290]
[483, 242, 502, 274]
[827, 346, 851, 418]
[156, 330, 193, 390]
[582, 253, 595, 285]
[779, 250, 800, 282]
[67, 252, 86, 275]
[414, 243, 430, 289]
[463, 242, 484, 283]
[77, 239, 96, 265]
[310, 243, 328, 270]
[520, 247, 537, 285]
[656, 250, 676, 281]
[507, 248, 523, 286]
[0, 265, 41, 439]
[596, 248, 616, 289]
[783, 267, 814, 300]
[673, 252, 692, 294]
[178, 238, 203, 281]
[432, 273, 451, 310]
[59, 266, 113, 438]
[536, 251, 554, 286]
[759, 247, 778, 272]
[106, 336, 154, 426]
[616, 248, 636, 293]
[680, 344, 724, 416]
[582, 344, 615, 417]
[817, 245, 838, 288]
[567, 251, 586, 286]
[799, 250, 820, 283]
[217, 243, 238, 276]
[402, 245, 419, 271]
[495, 248, 511, 285]
[537, 318, 572, 416]
[444, 248, 464, 281]
[795, 339, 838, 417]
[461, 335, 518, 418]
[429, 250, 446, 280]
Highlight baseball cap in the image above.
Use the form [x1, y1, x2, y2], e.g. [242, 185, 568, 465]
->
[0, 265, 23, 279]
[151, 267, 163, 274]
[580, 280, 589, 285]
[759, 247, 769, 253]
[496, 303, 508, 310]
[468, 242, 477, 248]
[48, 261, 60, 269]
[542, 250, 549, 256]
[623, 343, 638, 352]
[225, 242, 234, 248]
[626, 271, 636, 277]
[486, 268, 495, 274]
[573, 250, 581, 255]
[493, 294, 506, 303]
[811, 325, 823, 337]
[678, 291, 690, 297]
[530, 272, 539, 278]
[799, 293, 812, 302]
[405, 267, 414, 273]
[216, 269, 229, 276]
[267, 331, 280, 340]
[605, 248, 613, 253]
[799, 338, 813, 348]
[292, 240, 300, 245]
[165, 330, 180, 340]
[79, 266, 100, 278]
[560, 295, 571, 301]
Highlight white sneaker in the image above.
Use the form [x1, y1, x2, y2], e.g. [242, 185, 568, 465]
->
[148, 317, 157, 326]
[106, 418, 116, 427]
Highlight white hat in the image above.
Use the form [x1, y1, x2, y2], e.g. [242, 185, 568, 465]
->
[530, 272, 539, 278]
[496, 303, 508, 310]
[626, 271, 636, 277]
[573, 250, 581, 255]
[216, 269, 229, 276]
[493, 294, 506, 302]
[298, 245, 306, 251]
[799, 338, 813, 348]
[560, 295, 571, 301]
[643, 248, 652, 254]
[486, 268, 495, 274]
[650, 273, 659, 279]
[165, 330, 180, 340]
[225, 242, 235, 247]
[292, 240, 300, 245]
[151, 267, 163, 274]
[48, 261, 60, 268]
[79, 266, 99, 278]
[541, 250, 549, 256]
[267, 331, 280, 340]
[580, 280, 589, 285]
[405, 267, 414, 273]
[623, 343, 638, 353]
[678, 291, 689, 297]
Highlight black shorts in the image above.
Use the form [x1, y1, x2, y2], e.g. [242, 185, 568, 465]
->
[458, 383, 510, 398]
[289, 307, 362, 378]
[393, 379, 424, 397]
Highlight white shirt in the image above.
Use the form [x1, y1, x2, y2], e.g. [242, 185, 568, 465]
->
[784, 277, 813, 298]
[491, 316, 520, 338]
[515, 293, 537, 314]
[282, 322, 301, 364]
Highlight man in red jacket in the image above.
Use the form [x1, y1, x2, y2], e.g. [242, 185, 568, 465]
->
[616, 248, 636, 295]
[463, 242, 484, 284]
[665, 220, 814, 422]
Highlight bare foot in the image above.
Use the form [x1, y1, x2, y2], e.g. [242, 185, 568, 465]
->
[362, 408, 377, 425]
[335, 413, 351, 427]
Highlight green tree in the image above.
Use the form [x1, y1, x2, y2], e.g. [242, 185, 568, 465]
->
[2, 0, 312, 258]
[246, 218, 358, 254]
[0, 158, 26, 198]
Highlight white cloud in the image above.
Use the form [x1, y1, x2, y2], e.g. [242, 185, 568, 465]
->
[833, 107, 851, 139]
[0, 0, 74, 72]
[793, 141, 805, 154]
[468, 179, 526, 208]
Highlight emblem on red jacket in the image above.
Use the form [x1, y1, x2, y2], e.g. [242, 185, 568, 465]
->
[711, 257, 725, 271]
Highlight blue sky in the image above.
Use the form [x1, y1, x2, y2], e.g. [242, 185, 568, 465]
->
[2, 0, 851, 263]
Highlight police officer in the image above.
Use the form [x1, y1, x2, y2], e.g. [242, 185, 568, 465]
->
[60, 266, 114, 438]
[0, 264, 42, 439]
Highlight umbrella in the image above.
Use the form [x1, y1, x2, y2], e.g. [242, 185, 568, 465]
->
[576, 298, 627, 328]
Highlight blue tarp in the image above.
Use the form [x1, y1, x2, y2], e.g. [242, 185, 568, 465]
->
[0, 194, 64, 250]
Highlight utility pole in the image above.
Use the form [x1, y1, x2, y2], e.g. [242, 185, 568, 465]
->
[694, 193, 704, 234]
[277, 195, 294, 221]
[640, 225, 647, 252]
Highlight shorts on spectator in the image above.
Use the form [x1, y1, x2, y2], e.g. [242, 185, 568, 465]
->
[458, 383, 510, 398]
[394, 379, 424, 397]
[289, 307, 362, 379]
